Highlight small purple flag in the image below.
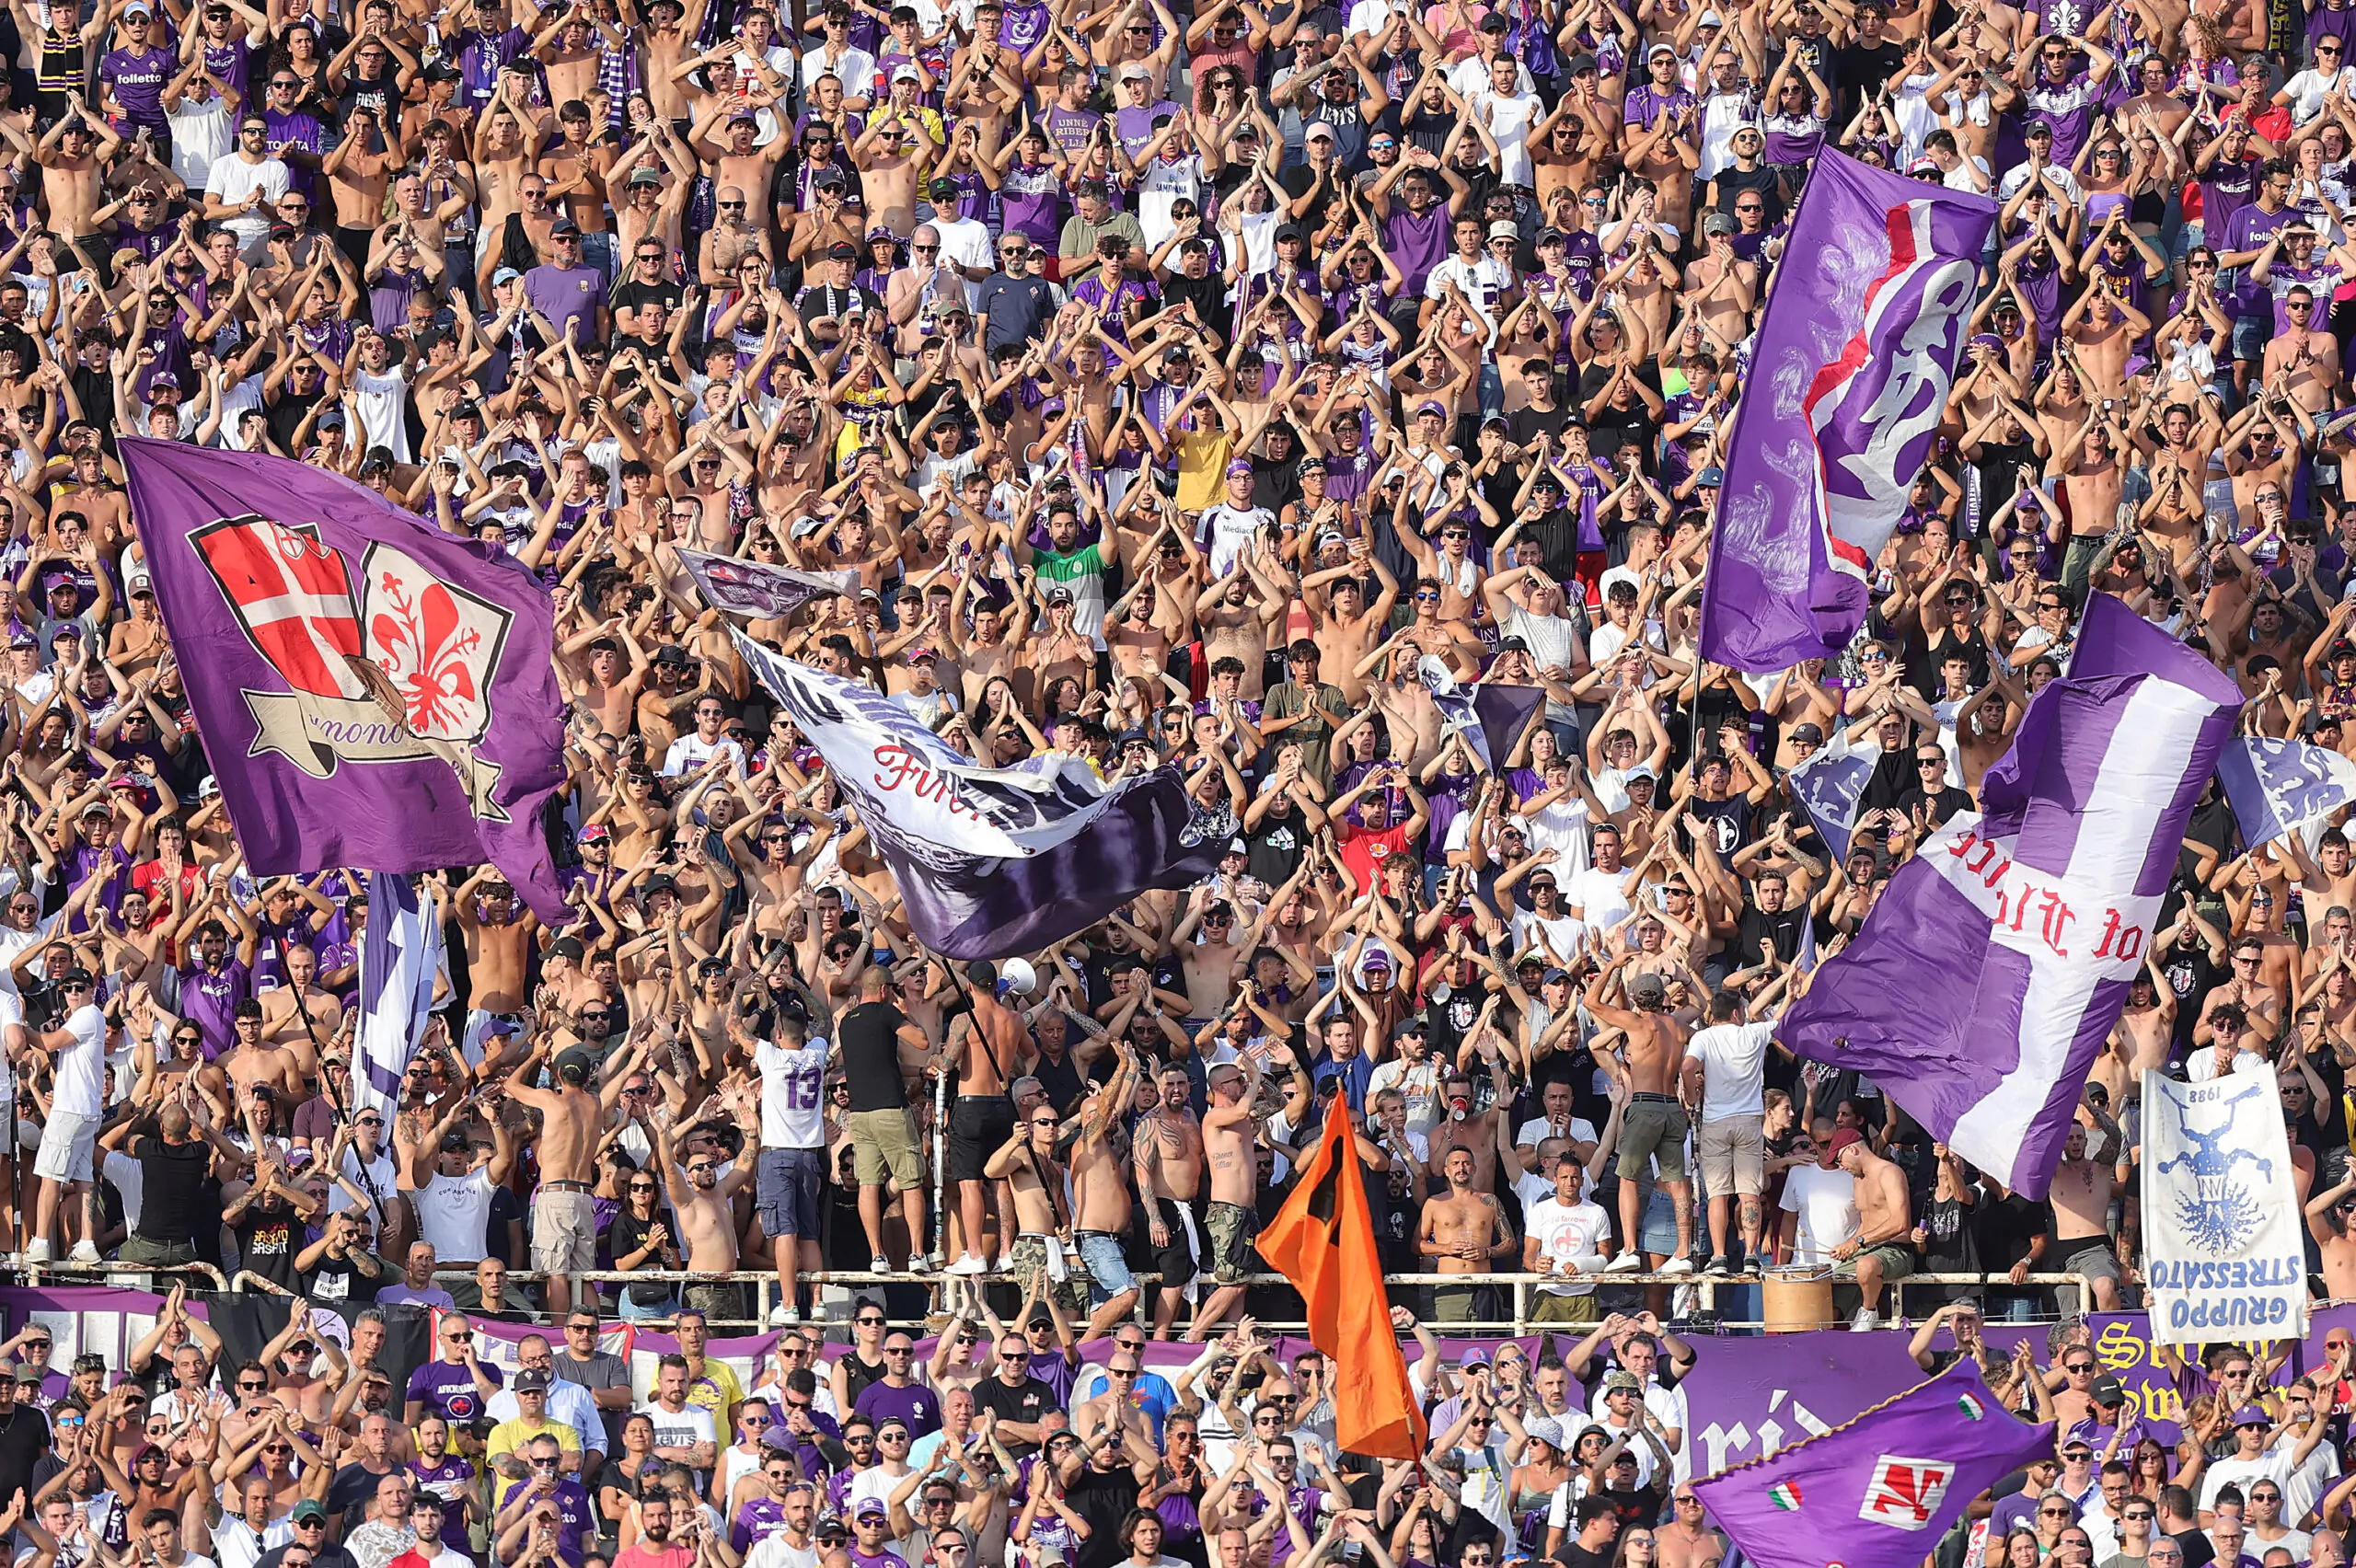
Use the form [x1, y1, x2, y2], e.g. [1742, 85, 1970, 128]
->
[1699, 152, 1995, 673]
[121, 438, 569, 921]
[1778, 598, 2241, 1199]
[1692, 1359, 2052, 1568]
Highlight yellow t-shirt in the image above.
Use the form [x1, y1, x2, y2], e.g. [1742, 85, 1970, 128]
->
[486, 1415, 582, 1464]
[687, 1359, 745, 1429]
[1174, 426, 1232, 513]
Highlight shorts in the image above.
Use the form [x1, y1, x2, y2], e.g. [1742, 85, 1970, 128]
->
[1616, 1098, 1690, 1182]
[1833, 1242, 1918, 1281]
[849, 1108, 925, 1187]
[34, 1109, 97, 1183]
[758, 1147, 825, 1239]
[531, 1188, 598, 1274]
[1205, 1199, 1256, 1285]
[1145, 1197, 1196, 1290]
[1530, 1292, 1600, 1323]
[2061, 1235, 2122, 1287]
[2233, 308, 2271, 361]
[947, 1096, 1016, 1184]
[1075, 1230, 1135, 1304]
[1007, 1232, 1090, 1319]
[1432, 1283, 1481, 1323]
[1696, 1117, 1764, 1197]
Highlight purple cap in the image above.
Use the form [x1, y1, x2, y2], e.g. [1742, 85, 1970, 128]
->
[1226, 458, 1253, 477]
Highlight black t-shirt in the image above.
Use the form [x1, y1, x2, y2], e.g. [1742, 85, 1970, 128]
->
[133, 1138, 211, 1244]
[299, 1247, 369, 1307]
[1245, 806, 1311, 883]
[1733, 905, 1805, 967]
[1896, 783, 1974, 832]
[613, 276, 685, 325]
[1837, 40, 1910, 110]
[2171, 1527, 2216, 1568]
[2156, 938, 2223, 1052]
[1278, 161, 1344, 236]
[327, 1463, 394, 1532]
[0, 1403, 50, 1502]
[1556, 1539, 1614, 1568]
[1158, 269, 1231, 341]
[971, 1375, 1057, 1456]
[231, 1192, 301, 1289]
[839, 1001, 910, 1111]
[607, 1206, 675, 1305]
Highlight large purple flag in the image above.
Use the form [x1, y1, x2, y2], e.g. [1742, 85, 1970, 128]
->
[1699, 153, 1995, 673]
[1692, 1359, 2053, 1568]
[121, 438, 569, 921]
[1779, 598, 2241, 1199]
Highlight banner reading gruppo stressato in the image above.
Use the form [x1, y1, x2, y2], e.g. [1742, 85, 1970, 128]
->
[1698, 152, 1995, 673]
[733, 630, 1232, 958]
[675, 548, 859, 619]
[121, 439, 570, 921]
[2141, 1071, 2308, 1343]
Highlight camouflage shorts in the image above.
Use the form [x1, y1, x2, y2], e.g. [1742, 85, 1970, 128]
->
[1008, 1233, 1091, 1319]
[1205, 1200, 1257, 1286]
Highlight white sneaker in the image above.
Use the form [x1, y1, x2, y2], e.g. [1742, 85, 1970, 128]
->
[908, 1253, 935, 1274]
[66, 1241, 98, 1265]
[1658, 1255, 1695, 1278]
[1604, 1251, 1644, 1274]
[945, 1252, 987, 1275]
[21, 1238, 48, 1263]
[1850, 1308, 1879, 1332]
[768, 1304, 801, 1327]
[869, 1254, 892, 1274]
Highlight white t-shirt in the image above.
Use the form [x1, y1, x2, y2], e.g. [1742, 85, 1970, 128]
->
[1684, 1021, 1774, 1122]
[52, 1003, 107, 1119]
[756, 1037, 831, 1149]
[1777, 1163, 1857, 1264]
[202, 154, 290, 252]
[1523, 1196, 1611, 1297]
[2200, 1450, 2292, 1514]
[636, 1398, 717, 1458]
[1514, 1114, 1600, 1150]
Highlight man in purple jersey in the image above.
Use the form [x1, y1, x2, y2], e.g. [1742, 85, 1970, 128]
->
[403, 1315, 502, 1428]
[849, 1332, 938, 1440]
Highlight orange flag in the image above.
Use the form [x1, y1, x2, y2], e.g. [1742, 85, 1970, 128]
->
[1256, 1091, 1428, 1460]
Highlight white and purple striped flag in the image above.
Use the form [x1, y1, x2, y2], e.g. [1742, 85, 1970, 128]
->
[1779, 597, 2242, 1199]
[356, 870, 443, 1123]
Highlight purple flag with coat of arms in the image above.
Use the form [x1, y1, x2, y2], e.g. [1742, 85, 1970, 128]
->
[121, 438, 570, 922]
[1692, 1359, 2053, 1568]
[1699, 152, 1995, 673]
[1777, 597, 2242, 1199]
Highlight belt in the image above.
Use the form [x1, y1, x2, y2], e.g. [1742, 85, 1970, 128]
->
[540, 1180, 594, 1193]
[1631, 1092, 1679, 1103]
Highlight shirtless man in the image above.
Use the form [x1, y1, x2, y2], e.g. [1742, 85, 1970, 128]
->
[1187, 1056, 1264, 1340]
[2304, 1166, 2356, 1303]
[984, 1093, 1087, 1321]
[258, 945, 343, 1077]
[1175, 886, 1248, 1018]
[2047, 1123, 2129, 1310]
[452, 872, 535, 1064]
[1417, 1145, 1514, 1323]
[1831, 1135, 1914, 1331]
[941, 962, 1032, 1275]
[1135, 1065, 1204, 1339]
[1069, 1046, 1144, 1339]
[17, 95, 121, 242]
[651, 1107, 752, 1320]
[221, 1001, 305, 1103]
[1583, 963, 1696, 1274]
[2097, 962, 2177, 1107]
[496, 1039, 605, 1319]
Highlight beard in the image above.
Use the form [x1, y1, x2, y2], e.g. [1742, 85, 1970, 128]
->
[642, 1526, 670, 1544]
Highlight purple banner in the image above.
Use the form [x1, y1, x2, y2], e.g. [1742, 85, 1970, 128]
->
[1779, 599, 2241, 1198]
[1699, 152, 1995, 673]
[121, 439, 568, 921]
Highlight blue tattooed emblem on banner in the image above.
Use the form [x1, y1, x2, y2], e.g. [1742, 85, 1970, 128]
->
[2156, 1081, 2271, 1253]
[2216, 736, 2356, 847]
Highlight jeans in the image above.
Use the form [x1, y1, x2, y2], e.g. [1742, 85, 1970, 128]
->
[581, 228, 617, 281]
[617, 1289, 677, 1320]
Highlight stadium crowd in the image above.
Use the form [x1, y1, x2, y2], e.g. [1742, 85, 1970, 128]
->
[6, 0, 2356, 1561]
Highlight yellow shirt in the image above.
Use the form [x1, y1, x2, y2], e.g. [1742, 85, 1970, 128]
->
[687, 1359, 745, 1429]
[486, 1415, 582, 1464]
[1174, 426, 1232, 513]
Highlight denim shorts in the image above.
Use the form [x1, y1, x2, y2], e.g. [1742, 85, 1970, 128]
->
[1075, 1230, 1135, 1304]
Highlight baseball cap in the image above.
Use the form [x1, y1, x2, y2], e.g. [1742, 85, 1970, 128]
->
[1824, 1128, 1865, 1159]
[1304, 121, 1335, 142]
[514, 1368, 551, 1392]
[550, 218, 582, 237]
[826, 240, 859, 260]
[292, 1503, 328, 1526]
[1790, 722, 1825, 744]
[1626, 973, 1666, 1006]
[491, 267, 523, 286]
[1487, 219, 1518, 239]
[1119, 63, 1149, 80]
[628, 167, 664, 186]
[2089, 1375, 2124, 1403]
[1703, 213, 1735, 236]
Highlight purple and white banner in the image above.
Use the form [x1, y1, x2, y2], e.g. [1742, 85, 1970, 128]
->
[676, 548, 859, 619]
[2217, 734, 2356, 848]
[1780, 598, 2242, 1199]
[1699, 154, 1995, 673]
[734, 630, 1232, 957]
[355, 870, 443, 1123]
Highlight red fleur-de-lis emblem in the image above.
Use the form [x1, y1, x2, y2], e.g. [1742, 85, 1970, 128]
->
[372, 573, 484, 738]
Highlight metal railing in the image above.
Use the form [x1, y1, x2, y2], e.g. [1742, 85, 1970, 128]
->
[177, 1264, 2089, 1335]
